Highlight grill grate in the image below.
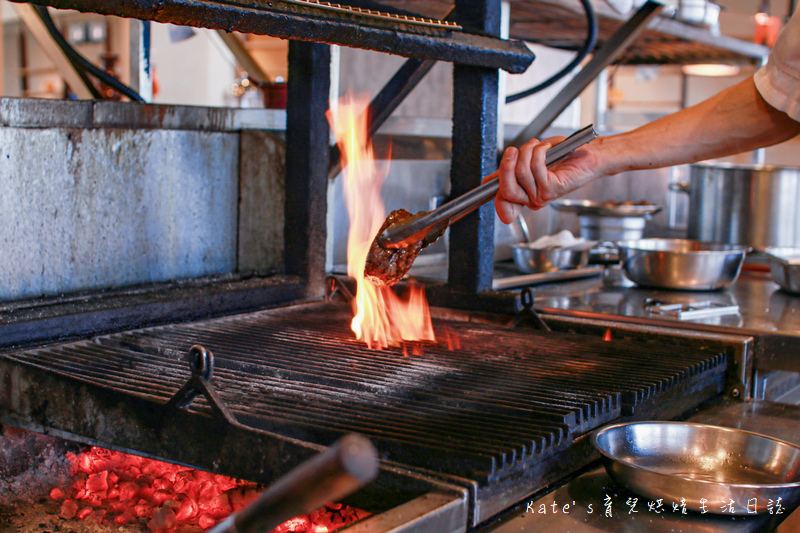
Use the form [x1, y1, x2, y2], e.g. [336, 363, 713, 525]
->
[5, 302, 725, 485]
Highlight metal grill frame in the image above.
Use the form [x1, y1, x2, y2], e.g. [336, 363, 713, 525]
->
[0, 300, 733, 527]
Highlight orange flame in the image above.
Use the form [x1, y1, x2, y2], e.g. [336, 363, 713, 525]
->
[329, 94, 435, 350]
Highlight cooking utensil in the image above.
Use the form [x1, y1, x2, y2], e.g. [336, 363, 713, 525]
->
[765, 247, 800, 294]
[511, 240, 596, 273]
[618, 238, 749, 291]
[676, 163, 800, 249]
[592, 421, 800, 514]
[550, 199, 661, 218]
[378, 124, 597, 249]
[551, 199, 661, 241]
[208, 433, 378, 533]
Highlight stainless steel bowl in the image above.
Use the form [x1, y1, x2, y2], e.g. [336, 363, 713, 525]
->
[511, 241, 595, 273]
[765, 247, 800, 295]
[592, 421, 800, 514]
[618, 239, 749, 291]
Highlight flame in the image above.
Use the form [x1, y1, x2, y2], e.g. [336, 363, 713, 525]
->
[329, 94, 435, 350]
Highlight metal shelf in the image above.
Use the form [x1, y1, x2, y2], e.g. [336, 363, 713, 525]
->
[384, 0, 770, 65]
[17, 0, 534, 72]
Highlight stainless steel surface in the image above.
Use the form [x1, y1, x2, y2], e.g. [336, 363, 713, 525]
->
[481, 400, 800, 532]
[492, 265, 604, 290]
[550, 200, 660, 241]
[765, 247, 800, 295]
[378, 125, 597, 249]
[532, 271, 793, 333]
[645, 300, 740, 320]
[685, 163, 800, 250]
[511, 241, 596, 274]
[528, 270, 800, 380]
[551, 199, 662, 218]
[344, 492, 468, 533]
[484, 468, 793, 532]
[592, 421, 800, 514]
[618, 239, 749, 291]
[579, 214, 647, 241]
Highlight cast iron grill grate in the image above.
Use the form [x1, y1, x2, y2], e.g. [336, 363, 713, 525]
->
[3, 302, 725, 483]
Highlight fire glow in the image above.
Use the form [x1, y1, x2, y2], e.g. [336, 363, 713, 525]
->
[49, 446, 368, 532]
[329, 94, 435, 350]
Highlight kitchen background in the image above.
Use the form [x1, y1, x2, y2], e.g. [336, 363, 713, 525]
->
[0, 0, 792, 299]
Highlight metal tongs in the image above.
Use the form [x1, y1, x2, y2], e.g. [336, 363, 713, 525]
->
[377, 124, 598, 249]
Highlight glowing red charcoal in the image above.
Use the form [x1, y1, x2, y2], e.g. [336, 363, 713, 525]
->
[49, 445, 369, 532]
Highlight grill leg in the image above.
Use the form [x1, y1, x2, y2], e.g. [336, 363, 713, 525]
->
[447, 0, 500, 294]
[284, 41, 331, 298]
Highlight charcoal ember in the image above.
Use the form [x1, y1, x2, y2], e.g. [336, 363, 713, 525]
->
[364, 209, 424, 288]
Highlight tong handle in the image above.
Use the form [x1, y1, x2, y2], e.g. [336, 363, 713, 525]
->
[379, 125, 597, 249]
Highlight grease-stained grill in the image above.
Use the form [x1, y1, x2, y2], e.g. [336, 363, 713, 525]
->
[0, 301, 727, 520]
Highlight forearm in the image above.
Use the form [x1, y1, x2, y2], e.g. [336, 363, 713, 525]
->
[592, 76, 800, 177]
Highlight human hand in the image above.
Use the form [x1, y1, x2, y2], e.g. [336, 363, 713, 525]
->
[486, 136, 600, 224]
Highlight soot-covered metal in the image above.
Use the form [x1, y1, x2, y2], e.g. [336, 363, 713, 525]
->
[11, 0, 534, 73]
[0, 301, 727, 523]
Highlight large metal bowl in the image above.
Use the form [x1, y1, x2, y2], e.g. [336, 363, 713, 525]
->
[511, 241, 595, 273]
[592, 421, 800, 514]
[618, 239, 749, 291]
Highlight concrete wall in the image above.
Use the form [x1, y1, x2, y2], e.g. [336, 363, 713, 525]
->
[0, 98, 285, 302]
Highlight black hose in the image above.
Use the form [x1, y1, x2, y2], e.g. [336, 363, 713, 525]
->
[506, 0, 597, 104]
[33, 5, 146, 103]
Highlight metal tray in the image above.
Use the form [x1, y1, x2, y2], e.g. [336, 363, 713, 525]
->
[592, 421, 800, 514]
[765, 247, 800, 295]
[551, 199, 662, 218]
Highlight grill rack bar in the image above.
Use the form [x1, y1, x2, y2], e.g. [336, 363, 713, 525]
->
[2, 302, 726, 485]
[15, 0, 534, 73]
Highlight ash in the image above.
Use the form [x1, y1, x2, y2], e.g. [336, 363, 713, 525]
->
[0, 427, 141, 532]
[0, 427, 78, 506]
[0, 501, 145, 533]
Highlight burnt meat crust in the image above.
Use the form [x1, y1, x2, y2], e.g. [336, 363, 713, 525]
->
[364, 209, 425, 288]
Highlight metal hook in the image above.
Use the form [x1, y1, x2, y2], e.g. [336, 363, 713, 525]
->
[510, 287, 551, 331]
[520, 287, 534, 310]
[166, 344, 237, 425]
[188, 344, 214, 380]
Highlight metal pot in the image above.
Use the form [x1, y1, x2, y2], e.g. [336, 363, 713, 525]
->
[579, 215, 646, 241]
[678, 163, 800, 250]
[550, 200, 661, 242]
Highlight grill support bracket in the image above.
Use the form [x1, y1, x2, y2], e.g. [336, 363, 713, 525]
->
[166, 345, 238, 426]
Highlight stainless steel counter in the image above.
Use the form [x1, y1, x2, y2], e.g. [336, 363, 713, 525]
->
[409, 260, 800, 376]
[531, 268, 800, 338]
[476, 400, 800, 533]
[525, 267, 800, 379]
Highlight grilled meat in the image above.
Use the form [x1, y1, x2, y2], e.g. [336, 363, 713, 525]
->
[364, 209, 425, 288]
